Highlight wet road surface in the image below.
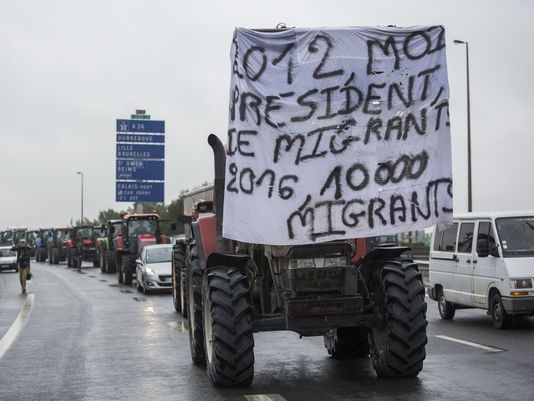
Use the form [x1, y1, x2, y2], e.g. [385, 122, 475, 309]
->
[1, 261, 533, 401]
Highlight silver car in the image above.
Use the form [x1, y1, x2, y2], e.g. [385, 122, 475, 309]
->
[135, 244, 173, 294]
[0, 246, 18, 272]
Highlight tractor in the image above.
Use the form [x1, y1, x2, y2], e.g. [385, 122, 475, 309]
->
[172, 199, 213, 316]
[176, 135, 427, 387]
[114, 213, 168, 285]
[66, 225, 99, 268]
[25, 229, 40, 257]
[34, 228, 52, 262]
[47, 227, 70, 264]
[95, 219, 122, 273]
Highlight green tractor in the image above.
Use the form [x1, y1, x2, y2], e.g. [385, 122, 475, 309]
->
[95, 220, 122, 273]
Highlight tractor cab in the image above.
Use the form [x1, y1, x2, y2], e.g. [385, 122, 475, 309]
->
[121, 214, 164, 256]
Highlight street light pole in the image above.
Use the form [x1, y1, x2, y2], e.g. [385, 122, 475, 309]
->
[454, 39, 472, 212]
[76, 171, 84, 223]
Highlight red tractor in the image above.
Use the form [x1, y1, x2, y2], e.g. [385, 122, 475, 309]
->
[47, 227, 70, 265]
[172, 200, 213, 316]
[176, 135, 427, 387]
[65, 225, 99, 268]
[114, 213, 168, 285]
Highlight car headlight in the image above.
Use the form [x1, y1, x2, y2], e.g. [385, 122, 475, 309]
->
[145, 267, 156, 276]
[510, 278, 533, 289]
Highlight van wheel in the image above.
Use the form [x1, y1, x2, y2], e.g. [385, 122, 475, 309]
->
[437, 288, 455, 320]
[491, 293, 512, 329]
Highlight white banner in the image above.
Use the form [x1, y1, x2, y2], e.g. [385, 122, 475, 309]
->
[224, 26, 453, 245]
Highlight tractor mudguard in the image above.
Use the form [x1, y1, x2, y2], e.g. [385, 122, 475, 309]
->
[356, 246, 412, 269]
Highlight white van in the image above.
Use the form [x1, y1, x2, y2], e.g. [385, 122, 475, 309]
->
[428, 211, 534, 328]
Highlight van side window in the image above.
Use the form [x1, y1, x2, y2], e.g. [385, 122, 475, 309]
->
[457, 223, 475, 253]
[434, 223, 458, 252]
[477, 222, 496, 255]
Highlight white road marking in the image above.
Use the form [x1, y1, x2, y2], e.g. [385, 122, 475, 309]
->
[0, 294, 35, 359]
[245, 395, 288, 401]
[435, 335, 505, 353]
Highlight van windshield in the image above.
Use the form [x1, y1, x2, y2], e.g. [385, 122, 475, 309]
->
[496, 217, 534, 257]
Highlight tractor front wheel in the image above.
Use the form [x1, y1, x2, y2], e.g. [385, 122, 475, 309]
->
[122, 255, 134, 285]
[202, 267, 254, 387]
[370, 261, 427, 377]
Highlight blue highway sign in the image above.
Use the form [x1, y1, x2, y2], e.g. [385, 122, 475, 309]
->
[116, 144, 164, 159]
[116, 181, 164, 203]
[116, 159, 164, 181]
[116, 119, 165, 134]
[116, 133, 165, 144]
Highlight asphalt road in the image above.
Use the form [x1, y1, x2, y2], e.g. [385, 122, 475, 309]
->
[1, 261, 533, 401]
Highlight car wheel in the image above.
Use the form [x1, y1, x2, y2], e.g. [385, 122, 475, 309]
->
[437, 288, 455, 320]
[491, 293, 512, 329]
[143, 278, 151, 294]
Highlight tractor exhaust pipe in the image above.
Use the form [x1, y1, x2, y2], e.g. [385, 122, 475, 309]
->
[207, 134, 228, 252]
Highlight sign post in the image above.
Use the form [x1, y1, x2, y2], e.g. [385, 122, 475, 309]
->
[115, 110, 165, 204]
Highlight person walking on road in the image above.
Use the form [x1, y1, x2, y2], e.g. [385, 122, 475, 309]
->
[15, 239, 31, 294]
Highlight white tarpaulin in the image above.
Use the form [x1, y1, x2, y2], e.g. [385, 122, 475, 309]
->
[224, 26, 453, 245]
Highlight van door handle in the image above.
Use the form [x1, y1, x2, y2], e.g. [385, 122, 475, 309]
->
[466, 259, 471, 264]
[472, 260, 477, 264]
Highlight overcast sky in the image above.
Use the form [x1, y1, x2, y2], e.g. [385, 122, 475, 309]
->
[1, 0, 533, 229]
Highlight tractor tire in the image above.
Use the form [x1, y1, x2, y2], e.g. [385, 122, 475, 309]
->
[187, 252, 205, 366]
[437, 287, 455, 320]
[100, 251, 106, 273]
[324, 327, 370, 359]
[122, 255, 134, 285]
[107, 251, 117, 274]
[490, 293, 512, 329]
[370, 261, 427, 377]
[117, 263, 123, 283]
[68, 249, 78, 268]
[93, 258, 100, 268]
[180, 264, 188, 318]
[172, 246, 185, 314]
[202, 267, 254, 387]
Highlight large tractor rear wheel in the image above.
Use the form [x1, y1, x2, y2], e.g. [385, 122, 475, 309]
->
[122, 255, 134, 285]
[202, 267, 254, 387]
[107, 251, 117, 274]
[100, 250, 106, 273]
[370, 261, 427, 377]
[187, 250, 205, 365]
[172, 246, 185, 314]
[117, 255, 123, 284]
[324, 327, 370, 358]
